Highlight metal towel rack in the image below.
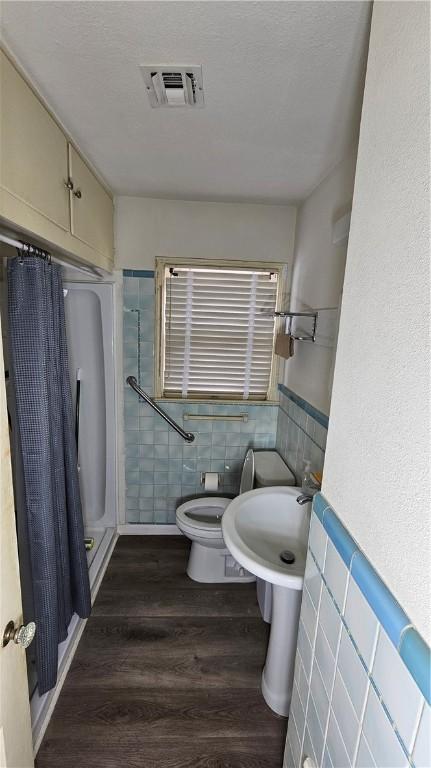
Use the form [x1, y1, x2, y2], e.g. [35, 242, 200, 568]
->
[274, 311, 318, 342]
[126, 376, 195, 443]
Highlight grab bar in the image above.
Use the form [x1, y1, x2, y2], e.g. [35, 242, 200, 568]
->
[126, 376, 195, 443]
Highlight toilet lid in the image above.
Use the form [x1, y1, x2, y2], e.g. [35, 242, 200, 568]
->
[239, 448, 255, 494]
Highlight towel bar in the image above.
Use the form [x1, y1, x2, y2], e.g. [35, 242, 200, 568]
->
[183, 413, 248, 423]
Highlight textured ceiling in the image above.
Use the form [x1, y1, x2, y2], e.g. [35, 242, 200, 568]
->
[1, 1, 371, 202]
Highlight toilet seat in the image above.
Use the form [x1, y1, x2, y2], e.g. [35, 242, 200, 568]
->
[176, 497, 232, 539]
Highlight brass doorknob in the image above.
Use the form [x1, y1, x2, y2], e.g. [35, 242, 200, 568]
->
[2, 620, 36, 649]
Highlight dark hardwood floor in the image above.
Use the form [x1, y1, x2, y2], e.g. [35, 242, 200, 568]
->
[36, 536, 287, 768]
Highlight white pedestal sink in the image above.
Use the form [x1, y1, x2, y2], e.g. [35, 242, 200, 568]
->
[222, 486, 311, 716]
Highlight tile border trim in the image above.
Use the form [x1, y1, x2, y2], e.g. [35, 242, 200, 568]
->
[351, 552, 410, 649]
[312, 492, 431, 704]
[123, 269, 155, 278]
[400, 628, 431, 705]
[278, 384, 329, 429]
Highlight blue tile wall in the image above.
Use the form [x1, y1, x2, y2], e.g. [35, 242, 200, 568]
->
[123, 273, 278, 524]
[276, 385, 328, 483]
[284, 494, 431, 768]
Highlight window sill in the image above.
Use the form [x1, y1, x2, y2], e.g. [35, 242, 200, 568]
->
[155, 397, 279, 406]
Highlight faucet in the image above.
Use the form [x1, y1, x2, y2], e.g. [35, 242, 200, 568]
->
[296, 493, 313, 505]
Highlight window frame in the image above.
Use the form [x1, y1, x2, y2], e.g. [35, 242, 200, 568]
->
[154, 257, 287, 403]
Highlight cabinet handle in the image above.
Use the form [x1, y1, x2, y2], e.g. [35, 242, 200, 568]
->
[73, 189, 82, 199]
[64, 178, 74, 191]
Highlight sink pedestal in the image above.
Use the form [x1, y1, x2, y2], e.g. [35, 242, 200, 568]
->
[261, 584, 302, 717]
[221, 486, 311, 717]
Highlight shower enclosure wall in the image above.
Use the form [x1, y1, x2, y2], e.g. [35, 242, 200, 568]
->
[64, 281, 117, 562]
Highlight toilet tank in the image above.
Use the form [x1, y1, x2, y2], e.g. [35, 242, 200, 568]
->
[253, 450, 295, 488]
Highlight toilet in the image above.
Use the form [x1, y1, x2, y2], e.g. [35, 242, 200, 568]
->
[176, 449, 295, 583]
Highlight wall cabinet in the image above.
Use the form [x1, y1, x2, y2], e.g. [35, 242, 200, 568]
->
[68, 146, 113, 260]
[0, 50, 114, 270]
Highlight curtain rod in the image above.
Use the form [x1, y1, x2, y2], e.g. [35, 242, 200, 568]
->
[0, 232, 103, 278]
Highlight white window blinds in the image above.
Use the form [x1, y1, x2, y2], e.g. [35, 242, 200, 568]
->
[161, 265, 280, 400]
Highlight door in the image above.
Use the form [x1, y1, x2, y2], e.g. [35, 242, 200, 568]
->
[68, 145, 114, 264]
[0, 51, 70, 232]
[0, 320, 34, 767]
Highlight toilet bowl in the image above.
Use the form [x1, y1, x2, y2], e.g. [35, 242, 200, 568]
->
[176, 449, 295, 583]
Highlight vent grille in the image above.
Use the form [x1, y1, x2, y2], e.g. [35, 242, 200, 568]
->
[140, 65, 204, 108]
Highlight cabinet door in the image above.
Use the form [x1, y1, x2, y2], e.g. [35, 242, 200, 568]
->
[0, 51, 70, 231]
[68, 145, 113, 263]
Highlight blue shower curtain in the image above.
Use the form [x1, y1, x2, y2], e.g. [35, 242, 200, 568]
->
[7, 255, 91, 695]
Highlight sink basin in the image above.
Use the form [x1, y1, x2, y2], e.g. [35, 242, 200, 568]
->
[221, 486, 310, 588]
[222, 485, 311, 717]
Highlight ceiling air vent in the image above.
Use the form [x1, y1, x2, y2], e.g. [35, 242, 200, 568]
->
[140, 65, 204, 108]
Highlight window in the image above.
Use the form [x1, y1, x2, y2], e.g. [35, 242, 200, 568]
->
[155, 259, 284, 401]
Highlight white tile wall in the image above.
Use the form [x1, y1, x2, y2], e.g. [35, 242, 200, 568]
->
[308, 516, 327, 572]
[323, 539, 348, 611]
[284, 737, 295, 768]
[331, 672, 359, 762]
[297, 657, 310, 712]
[304, 554, 322, 610]
[303, 727, 318, 768]
[301, 587, 318, 646]
[307, 693, 325, 763]
[362, 685, 408, 768]
[326, 711, 350, 767]
[413, 704, 431, 768]
[356, 734, 376, 768]
[318, 583, 341, 656]
[297, 619, 314, 681]
[284, 510, 429, 768]
[372, 628, 424, 752]
[344, 576, 379, 668]
[314, 624, 336, 698]
[322, 745, 334, 768]
[337, 629, 368, 720]
[289, 713, 302, 766]
[291, 682, 306, 739]
[310, 660, 330, 734]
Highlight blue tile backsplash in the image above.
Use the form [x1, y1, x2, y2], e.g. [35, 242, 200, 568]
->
[276, 384, 328, 484]
[123, 272, 278, 523]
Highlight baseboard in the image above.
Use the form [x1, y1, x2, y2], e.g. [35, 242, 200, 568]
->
[117, 523, 181, 535]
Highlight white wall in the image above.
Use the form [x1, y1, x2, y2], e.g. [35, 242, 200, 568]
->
[283, 150, 358, 414]
[114, 197, 296, 269]
[323, 2, 430, 642]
